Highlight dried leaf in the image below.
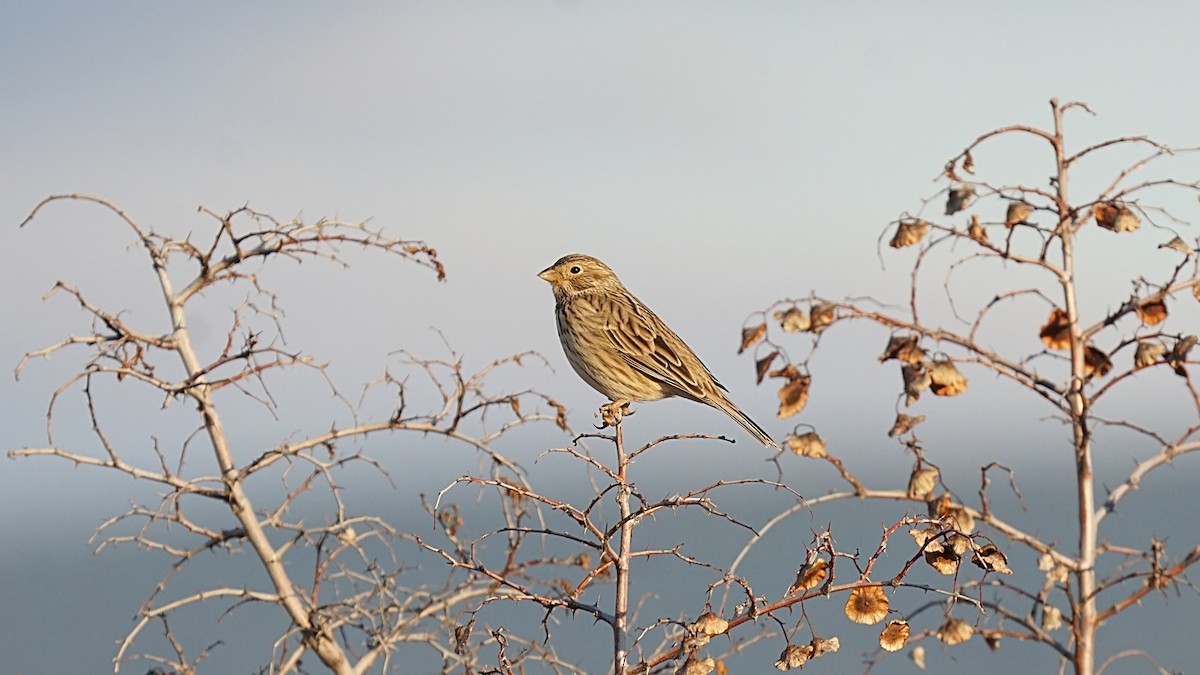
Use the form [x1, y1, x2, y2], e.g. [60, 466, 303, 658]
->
[879, 334, 924, 365]
[775, 306, 811, 333]
[945, 184, 976, 215]
[890, 219, 930, 248]
[1039, 308, 1072, 350]
[962, 151, 975, 174]
[972, 544, 1013, 574]
[880, 620, 911, 652]
[907, 466, 940, 499]
[776, 375, 812, 419]
[910, 527, 943, 551]
[1005, 200, 1034, 227]
[982, 629, 1003, 651]
[844, 586, 889, 625]
[931, 495, 975, 533]
[1084, 345, 1112, 378]
[755, 350, 780, 384]
[739, 322, 767, 354]
[1135, 297, 1168, 326]
[809, 303, 836, 334]
[1159, 235, 1194, 255]
[928, 359, 968, 396]
[936, 618, 974, 645]
[1134, 341, 1167, 369]
[888, 413, 926, 437]
[454, 619, 476, 655]
[785, 430, 826, 458]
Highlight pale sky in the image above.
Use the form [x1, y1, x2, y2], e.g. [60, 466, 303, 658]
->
[3, 3, 1199, 673]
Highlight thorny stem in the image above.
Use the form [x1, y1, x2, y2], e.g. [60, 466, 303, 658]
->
[613, 420, 633, 672]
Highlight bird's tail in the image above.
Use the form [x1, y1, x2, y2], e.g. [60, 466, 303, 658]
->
[713, 397, 778, 449]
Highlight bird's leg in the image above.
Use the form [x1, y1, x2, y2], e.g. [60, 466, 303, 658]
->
[598, 399, 635, 428]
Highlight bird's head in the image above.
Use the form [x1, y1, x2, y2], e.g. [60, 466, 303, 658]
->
[538, 254, 622, 296]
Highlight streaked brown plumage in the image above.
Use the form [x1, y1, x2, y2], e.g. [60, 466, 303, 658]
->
[538, 253, 777, 449]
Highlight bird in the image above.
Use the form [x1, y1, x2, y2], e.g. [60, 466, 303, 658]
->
[538, 253, 778, 449]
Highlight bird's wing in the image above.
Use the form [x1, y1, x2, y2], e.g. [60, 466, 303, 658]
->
[603, 292, 727, 399]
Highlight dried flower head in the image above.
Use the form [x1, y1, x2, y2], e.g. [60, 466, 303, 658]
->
[775, 306, 811, 333]
[936, 618, 974, 645]
[845, 586, 890, 625]
[880, 620, 911, 652]
[1039, 308, 1072, 350]
[928, 358, 968, 397]
[1005, 200, 1034, 227]
[785, 430, 827, 458]
[891, 219, 931, 248]
[1038, 552, 1070, 584]
[677, 654, 716, 675]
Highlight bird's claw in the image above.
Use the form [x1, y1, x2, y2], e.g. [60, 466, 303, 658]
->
[597, 400, 634, 428]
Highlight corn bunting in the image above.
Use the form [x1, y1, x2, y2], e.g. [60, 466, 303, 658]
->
[538, 253, 777, 448]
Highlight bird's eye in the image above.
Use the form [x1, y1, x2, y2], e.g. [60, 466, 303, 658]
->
[569, 265, 582, 275]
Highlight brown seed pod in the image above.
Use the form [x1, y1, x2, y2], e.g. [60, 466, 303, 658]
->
[945, 184, 976, 215]
[1084, 345, 1112, 378]
[982, 629, 1003, 651]
[1094, 202, 1140, 232]
[1039, 308, 1072, 350]
[936, 618, 974, 645]
[1169, 334, 1198, 376]
[692, 612, 729, 636]
[880, 620, 911, 652]
[879, 334, 925, 365]
[902, 362, 931, 405]
[1005, 200, 1034, 227]
[776, 375, 811, 419]
[888, 413, 926, 437]
[790, 558, 829, 593]
[968, 214, 989, 243]
[1159, 235, 1193, 255]
[972, 544, 1013, 574]
[890, 218, 931, 248]
[775, 306, 811, 333]
[844, 586, 890, 625]
[925, 548, 961, 575]
[677, 654, 716, 675]
[928, 358, 968, 397]
[738, 322, 767, 354]
[1135, 297, 1168, 326]
[774, 644, 812, 670]
[755, 350, 779, 384]
[809, 636, 839, 657]
[785, 430, 827, 458]
[809, 303, 836, 334]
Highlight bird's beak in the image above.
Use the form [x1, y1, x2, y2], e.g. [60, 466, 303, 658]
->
[538, 267, 560, 283]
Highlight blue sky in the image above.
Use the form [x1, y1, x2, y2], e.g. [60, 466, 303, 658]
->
[3, 3, 1200, 673]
